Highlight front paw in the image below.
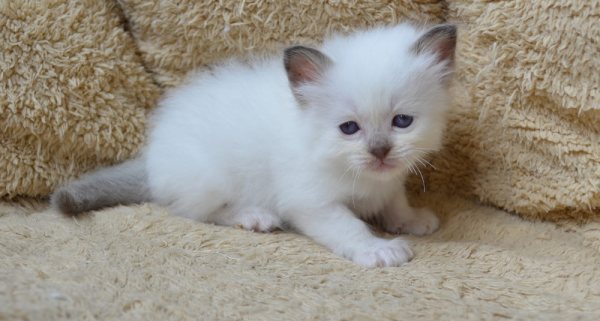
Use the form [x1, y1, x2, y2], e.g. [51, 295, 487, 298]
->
[383, 208, 440, 236]
[235, 207, 282, 232]
[351, 238, 414, 267]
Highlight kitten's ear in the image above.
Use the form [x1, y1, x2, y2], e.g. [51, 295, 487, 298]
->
[284, 46, 332, 87]
[411, 24, 457, 67]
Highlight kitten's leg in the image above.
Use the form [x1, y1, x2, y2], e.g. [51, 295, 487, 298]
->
[211, 206, 282, 232]
[381, 190, 439, 236]
[289, 204, 413, 267]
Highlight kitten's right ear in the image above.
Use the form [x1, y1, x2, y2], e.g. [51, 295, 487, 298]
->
[411, 24, 457, 66]
[284, 46, 332, 88]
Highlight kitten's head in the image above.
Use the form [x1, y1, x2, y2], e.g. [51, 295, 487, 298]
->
[284, 24, 456, 180]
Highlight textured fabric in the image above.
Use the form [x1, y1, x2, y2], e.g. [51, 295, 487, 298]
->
[422, 0, 600, 221]
[3, 1, 600, 320]
[74, 0, 600, 221]
[0, 0, 160, 198]
[4, 0, 597, 220]
[2, 193, 600, 320]
[116, 0, 447, 87]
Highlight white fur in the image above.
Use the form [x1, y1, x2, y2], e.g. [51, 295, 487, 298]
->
[144, 24, 452, 267]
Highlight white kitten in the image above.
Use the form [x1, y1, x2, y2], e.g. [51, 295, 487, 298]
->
[52, 23, 456, 267]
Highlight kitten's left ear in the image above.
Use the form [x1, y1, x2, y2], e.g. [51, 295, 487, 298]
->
[284, 46, 333, 88]
[412, 24, 457, 68]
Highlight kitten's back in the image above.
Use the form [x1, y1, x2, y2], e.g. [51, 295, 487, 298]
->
[144, 57, 307, 215]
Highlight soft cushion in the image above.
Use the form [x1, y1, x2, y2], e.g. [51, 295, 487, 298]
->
[0, 0, 160, 197]
[422, 0, 600, 221]
[117, 0, 447, 87]
[2, 192, 600, 320]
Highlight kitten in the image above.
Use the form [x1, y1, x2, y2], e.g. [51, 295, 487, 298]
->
[52, 23, 456, 267]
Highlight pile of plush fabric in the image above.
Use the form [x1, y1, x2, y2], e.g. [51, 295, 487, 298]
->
[1, 1, 598, 320]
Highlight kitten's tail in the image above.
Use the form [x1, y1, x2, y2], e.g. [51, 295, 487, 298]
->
[51, 157, 151, 215]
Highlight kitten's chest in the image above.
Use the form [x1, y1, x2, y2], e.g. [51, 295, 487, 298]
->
[345, 186, 397, 219]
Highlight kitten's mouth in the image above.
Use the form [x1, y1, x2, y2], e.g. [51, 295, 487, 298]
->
[369, 160, 396, 172]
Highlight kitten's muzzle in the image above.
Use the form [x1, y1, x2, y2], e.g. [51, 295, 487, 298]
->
[369, 144, 392, 160]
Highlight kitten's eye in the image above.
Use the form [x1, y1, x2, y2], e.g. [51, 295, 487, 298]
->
[392, 114, 413, 128]
[339, 121, 360, 135]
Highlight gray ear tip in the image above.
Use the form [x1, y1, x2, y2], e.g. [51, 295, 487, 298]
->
[446, 24, 458, 38]
[442, 24, 457, 32]
[283, 45, 333, 70]
[285, 45, 308, 52]
[284, 45, 312, 56]
[283, 46, 309, 66]
[412, 23, 458, 62]
[434, 24, 458, 39]
[284, 46, 300, 56]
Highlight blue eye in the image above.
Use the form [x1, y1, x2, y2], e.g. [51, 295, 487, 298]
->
[339, 121, 360, 135]
[392, 114, 413, 128]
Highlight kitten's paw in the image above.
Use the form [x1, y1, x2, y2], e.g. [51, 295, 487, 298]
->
[402, 208, 439, 236]
[383, 208, 439, 236]
[351, 238, 413, 267]
[235, 207, 282, 232]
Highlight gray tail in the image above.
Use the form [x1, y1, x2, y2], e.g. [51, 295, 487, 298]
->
[51, 157, 151, 216]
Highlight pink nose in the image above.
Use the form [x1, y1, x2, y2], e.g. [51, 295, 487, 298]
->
[369, 145, 391, 160]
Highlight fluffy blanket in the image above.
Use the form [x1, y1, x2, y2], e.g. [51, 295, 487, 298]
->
[2, 0, 598, 220]
[2, 193, 600, 320]
[1, 0, 599, 320]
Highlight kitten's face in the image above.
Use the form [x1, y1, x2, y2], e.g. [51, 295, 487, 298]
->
[325, 88, 447, 180]
[306, 68, 450, 181]
[284, 24, 456, 181]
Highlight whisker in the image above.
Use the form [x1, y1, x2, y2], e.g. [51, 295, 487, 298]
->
[400, 155, 427, 192]
[351, 167, 360, 209]
[408, 165, 417, 176]
[410, 152, 434, 161]
[415, 165, 426, 192]
[411, 150, 433, 156]
[412, 147, 438, 152]
[417, 157, 437, 170]
[414, 156, 437, 170]
[337, 164, 354, 184]
[401, 156, 420, 181]
[414, 157, 426, 167]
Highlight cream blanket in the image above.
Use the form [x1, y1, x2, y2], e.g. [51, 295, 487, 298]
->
[2, 0, 599, 319]
[2, 194, 599, 320]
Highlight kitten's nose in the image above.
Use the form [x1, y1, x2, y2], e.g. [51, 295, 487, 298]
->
[369, 145, 391, 160]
